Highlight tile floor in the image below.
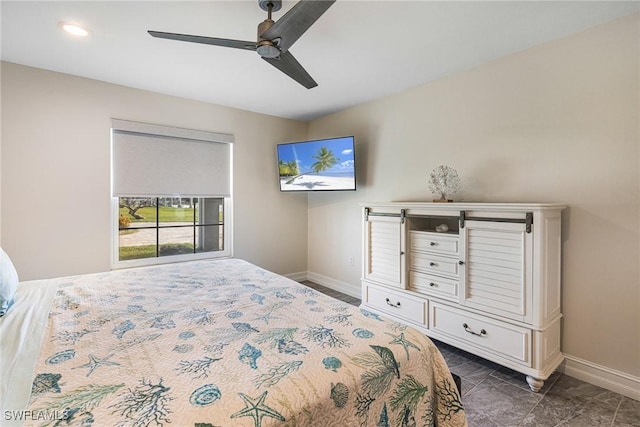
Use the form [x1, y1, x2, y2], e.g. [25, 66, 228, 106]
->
[301, 281, 640, 427]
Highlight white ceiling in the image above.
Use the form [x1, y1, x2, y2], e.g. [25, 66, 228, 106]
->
[2, 1, 639, 121]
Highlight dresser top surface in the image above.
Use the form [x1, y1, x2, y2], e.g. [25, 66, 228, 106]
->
[361, 202, 567, 211]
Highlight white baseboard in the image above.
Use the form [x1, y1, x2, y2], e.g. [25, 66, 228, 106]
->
[559, 354, 640, 401]
[283, 271, 308, 282]
[303, 271, 361, 299]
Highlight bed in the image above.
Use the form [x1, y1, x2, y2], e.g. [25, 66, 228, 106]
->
[1, 258, 467, 426]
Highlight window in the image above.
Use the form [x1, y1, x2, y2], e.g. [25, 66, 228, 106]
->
[111, 120, 232, 267]
[118, 197, 225, 261]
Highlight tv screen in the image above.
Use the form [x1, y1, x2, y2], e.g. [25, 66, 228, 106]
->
[277, 136, 356, 192]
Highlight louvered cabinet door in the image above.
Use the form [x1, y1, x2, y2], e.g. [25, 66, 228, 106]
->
[459, 220, 533, 323]
[364, 214, 406, 289]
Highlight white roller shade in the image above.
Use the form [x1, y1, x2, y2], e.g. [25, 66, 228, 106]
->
[112, 119, 233, 197]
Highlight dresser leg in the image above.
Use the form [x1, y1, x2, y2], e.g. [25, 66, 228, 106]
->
[526, 375, 544, 392]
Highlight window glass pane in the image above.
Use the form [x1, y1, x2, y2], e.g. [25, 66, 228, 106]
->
[196, 225, 224, 253]
[119, 197, 157, 229]
[158, 197, 195, 224]
[199, 198, 224, 225]
[119, 228, 157, 260]
[158, 226, 194, 257]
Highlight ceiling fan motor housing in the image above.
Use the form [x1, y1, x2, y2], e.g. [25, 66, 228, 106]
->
[257, 19, 280, 58]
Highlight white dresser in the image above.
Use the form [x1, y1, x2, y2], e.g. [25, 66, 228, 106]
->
[361, 202, 565, 391]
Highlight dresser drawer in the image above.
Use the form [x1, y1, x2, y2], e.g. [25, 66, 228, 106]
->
[430, 302, 532, 366]
[409, 271, 458, 301]
[410, 252, 459, 277]
[364, 284, 427, 326]
[410, 231, 459, 256]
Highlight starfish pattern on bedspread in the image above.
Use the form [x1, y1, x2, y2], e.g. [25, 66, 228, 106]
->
[387, 332, 421, 360]
[73, 354, 120, 377]
[230, 391, 285, 427]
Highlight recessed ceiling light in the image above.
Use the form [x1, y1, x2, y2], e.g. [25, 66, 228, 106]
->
[61, 23, 89, 37]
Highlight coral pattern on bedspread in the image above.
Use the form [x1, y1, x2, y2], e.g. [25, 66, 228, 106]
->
[25, 259, 466, 426]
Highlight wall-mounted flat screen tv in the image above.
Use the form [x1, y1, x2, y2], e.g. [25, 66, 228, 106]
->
[277, 136, 356, 192]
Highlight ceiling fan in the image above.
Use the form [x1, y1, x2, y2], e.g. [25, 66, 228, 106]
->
[148, 0, 336, 89]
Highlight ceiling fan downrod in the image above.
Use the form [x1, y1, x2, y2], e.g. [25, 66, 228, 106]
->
[257, 0, 282, 58]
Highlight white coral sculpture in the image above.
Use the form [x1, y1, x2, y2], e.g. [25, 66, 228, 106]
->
[428, 165, 461, 200]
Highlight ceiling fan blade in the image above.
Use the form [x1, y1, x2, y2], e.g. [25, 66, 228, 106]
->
[262, 51, 318, 89]
[148, 30, 257, 51]
[260, 0, 335, 53]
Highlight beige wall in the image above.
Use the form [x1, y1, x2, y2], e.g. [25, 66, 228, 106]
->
[0, 61, 3, 246]
[307, 13, 640, 379]
[0, 62, 308, 280]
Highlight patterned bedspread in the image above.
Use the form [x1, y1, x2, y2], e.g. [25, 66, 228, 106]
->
[22, 259, 466, 426]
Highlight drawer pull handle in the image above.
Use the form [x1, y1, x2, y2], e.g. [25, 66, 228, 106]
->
[429, 282, 436, 287]
[430, 242, 437, 246]
[429, 262, 437, 267]
[458, 260, 465, 265]
[463, 323, 486, 337]
[385, 298, 401, 308]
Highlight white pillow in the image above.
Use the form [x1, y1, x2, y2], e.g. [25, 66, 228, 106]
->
[0, 247, 19, 316]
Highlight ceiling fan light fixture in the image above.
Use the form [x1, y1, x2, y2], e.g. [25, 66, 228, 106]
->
[61, 23, 89, 37]
[257, 43, 280, 59]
